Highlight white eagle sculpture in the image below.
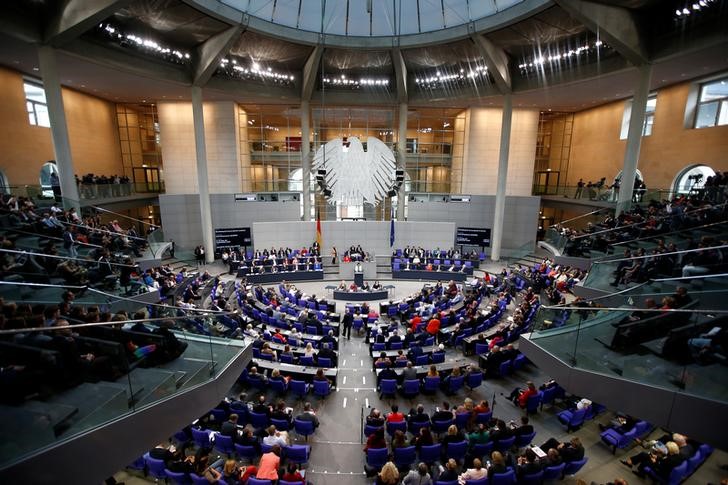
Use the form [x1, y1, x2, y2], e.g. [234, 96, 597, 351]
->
[312, 136, 397, 206]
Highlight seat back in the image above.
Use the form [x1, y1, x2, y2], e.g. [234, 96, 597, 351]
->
[293, 418, 315, 437]
[318, 357, 332, 368]
[687, 451, 702, 475]
[667, 460, 689, 484]
[367, 447, 388, 469]
[393, 445, 417, 468]
[498, 360, 512, 376]
[495, 436, 515, 452]
[248, 478, 273, 485]
[214, 433, 235, 454]
[525, 391, 542, 414]
[402, 379, 420, 397]
[364, 424, 383, 437]
[269, 379, 288, 394]
[144, 456, 167, 480]
[569, 407, 587, 427]
[418, 443, 442, 464]
[449, 375, 465, 393]
[416, 354, 430, 366]
[380, 379, 398, 396]
[542, 462, 565, 480]
[466, 372, 483, 389]
[285, 444, 310, 464]
[234, 444, 258, 460]
[515, 431, 537, 447]
[471, 442, 493, 459]
[270, 417, 290, 431]
[519, 470, 544, 485]
[313, 380, 330, 397]
[289, 379, 308, 397]
[431, 419, 454, 435]
[249, 411, 269, 429]
[446, 440, 468, 461]
[475, 412, 492, 425]
[563, 457, 588, 475]
[424, 376, 440, 392]
[191, 428, 211, 448]
[488, 468, 515, 485]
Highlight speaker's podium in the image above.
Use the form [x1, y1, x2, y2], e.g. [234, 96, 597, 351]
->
[354, 262, 364, 288]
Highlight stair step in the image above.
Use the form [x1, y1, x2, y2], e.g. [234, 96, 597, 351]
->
[157, 358, 213, 390]
[122, 367, 178, 407]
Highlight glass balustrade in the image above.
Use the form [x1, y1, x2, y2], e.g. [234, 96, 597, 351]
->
[529, 277, 728, 405]
[0, 280, 248, 469]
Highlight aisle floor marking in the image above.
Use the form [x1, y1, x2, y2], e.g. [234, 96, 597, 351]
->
[342, 397, 347, 408]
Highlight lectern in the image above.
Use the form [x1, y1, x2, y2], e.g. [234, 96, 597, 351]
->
[354, 262, 364, 287]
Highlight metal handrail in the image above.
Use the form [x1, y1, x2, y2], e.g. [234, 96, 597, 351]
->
[0, 247, 137, 268]
[557, 207, 611, 226]
[571, 201, 728, 240]
[611, 219, 728, 247]
[590, 245, 728, 265]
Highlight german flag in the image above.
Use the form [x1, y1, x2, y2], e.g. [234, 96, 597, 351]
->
[316, 210, 322, 248]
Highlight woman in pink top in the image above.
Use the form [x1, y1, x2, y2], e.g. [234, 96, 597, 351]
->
[256, 444, 281, 480]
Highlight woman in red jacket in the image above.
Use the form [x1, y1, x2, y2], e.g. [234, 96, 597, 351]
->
[508, 381, 538, 408]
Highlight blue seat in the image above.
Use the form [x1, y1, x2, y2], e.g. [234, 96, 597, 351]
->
[685, 451, 701, 476]
[234, 443, 258, 462]
[294, 418, 315, 441]
[364, 424, 384, 437]
[563, 457, 588, 476]
[475, 411, 492, 425]
[299, 355, 314, 366]
[270, 417, 290, 432]
[464, 477, 490, 485]
[434, 481, 458, 485]
[144, 454, 167, 481]
[488, 467, 515, 485]
[394, 445, 417, 469]
[165, 468, 191, 484]
[379, 379, 398, 399]
[540, 386, 560, 410]
[431, 352, 445, 363]
[557, 407, 587, 431]
[512, 353, 527, 370]
[387, 420, 407, 438]
[542, 462, 566, 480]
[515, 431, 536, 447]
[289, 379, 309, 398]
[418, 443, 442, 464]
[269, 378, 288, 394]
[446, 440, 468, 461]
[213, 433, 235, 456]
[471, 442, 493, 459]
[646, 460, 688, 485]
[465, 371, 483, 391]
[318, 357, 332, 368]
[249, 411, 269, 430]
[210, 408, 228, 423]
[366, 447, 389, 469]
[519, 470, 543, 485]
[495, 436, 515, 452]
[600, 427, 637, 454]
[423, 375, 440, 394]
[191, 428, 211, 448]
[431, 419, 454, 435]
[372, 342, 386, 351]
[285, 444, 310, 465]
[280, 354, 294, 364]
[525, 391, 542, 414]
[191, 473, 220, 485]
[248, 479, 273, 485]
[408, 420, 430, 436]
[416, 354, 430, 366]
[447, 375, 465, 395]
[280, 480, 306, 485]
[454, 412, 470, 430]
[497, 360, 512, 377]
[313, 379, 331, 397]
[402, 379, 420, 399]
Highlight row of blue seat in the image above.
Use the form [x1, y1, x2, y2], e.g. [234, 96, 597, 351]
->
[378, 371, 482, 398]
[240, 370, 333, 398]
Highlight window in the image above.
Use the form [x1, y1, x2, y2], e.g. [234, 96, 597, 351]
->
[24, 81, 50, 128]
[673, 165, 716, 195]
[695, 76, 728, 128]
[620, 94, 657, 139]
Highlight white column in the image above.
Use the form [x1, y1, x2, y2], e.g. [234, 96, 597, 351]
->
[301, 100, 311, 221]
[491, 94, 513, 262]
[397, 103, 408, 220]
[37, 46, 80, 211]
[617, 64, 652, 216]
[191, 86, 215, 263]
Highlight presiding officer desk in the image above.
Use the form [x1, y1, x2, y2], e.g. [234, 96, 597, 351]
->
[252, 359, 338, 386]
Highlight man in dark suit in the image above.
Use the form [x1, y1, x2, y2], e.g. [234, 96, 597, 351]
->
[220, 414, 242, 442]
[512, 416, 534, 436]
[408, 404, 430, 425]
[317, 342, 337, 366]
[252, 394, 271, 417]
[296, 402, 320, 429]
[342, 309, 353, 340]
[432, 402, 454, 423]
[377, 366, 397, 386]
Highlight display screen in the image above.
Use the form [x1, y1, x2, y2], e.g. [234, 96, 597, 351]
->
[214, 227, 251, 250]
[456, 227, 491, 247]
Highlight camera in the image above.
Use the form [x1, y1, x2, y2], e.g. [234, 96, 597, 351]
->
[688, 174, 703, 181]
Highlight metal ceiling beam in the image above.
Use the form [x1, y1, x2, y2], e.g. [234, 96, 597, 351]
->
[554, 0, 648, 66]
[192, 24, 244, 87]
[391, 48, 408, 103]
[471, 34, 512, 94]
[301, 44, 323, 101]
[44, 0, 132, 47]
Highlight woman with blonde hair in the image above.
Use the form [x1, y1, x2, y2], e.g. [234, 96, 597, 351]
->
[487, 451, 508, 479]
[376, 461, 400, 485]
[459, 458, 487, 484]
[303, 342, 317, 358]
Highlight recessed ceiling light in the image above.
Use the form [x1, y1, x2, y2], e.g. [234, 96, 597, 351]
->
[32, 67, 39, 71]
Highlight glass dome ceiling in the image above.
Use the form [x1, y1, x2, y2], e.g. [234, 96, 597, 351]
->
[220, 0, 526, 37]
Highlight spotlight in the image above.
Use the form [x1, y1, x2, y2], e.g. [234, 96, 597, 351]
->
[387, 189, 398, 197]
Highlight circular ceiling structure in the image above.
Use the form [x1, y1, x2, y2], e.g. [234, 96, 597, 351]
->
[193, 0, 551, 48]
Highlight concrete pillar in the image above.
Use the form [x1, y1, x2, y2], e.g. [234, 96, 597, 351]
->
[301, 100, 311, 221]
[37, 46, 80, 211]
[491, 94, 513, 262]
[396, 103, 408, 220]
[617, 64, 652, 215]
[191, 86, 215, 263]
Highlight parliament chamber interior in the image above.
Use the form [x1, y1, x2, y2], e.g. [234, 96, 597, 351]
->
[0, 0, 727, 484]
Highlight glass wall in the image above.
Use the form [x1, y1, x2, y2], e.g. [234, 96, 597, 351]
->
[116, 103, 164, 192]
[239, 104, 465, 220]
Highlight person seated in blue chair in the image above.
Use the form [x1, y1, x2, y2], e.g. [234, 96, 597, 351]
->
[295, 402, 320, 429]
[439, 367, 462, 392]
[377, 365, 398, 387]
[516, 448, 543, 479]
[621, 441, 684, 479]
